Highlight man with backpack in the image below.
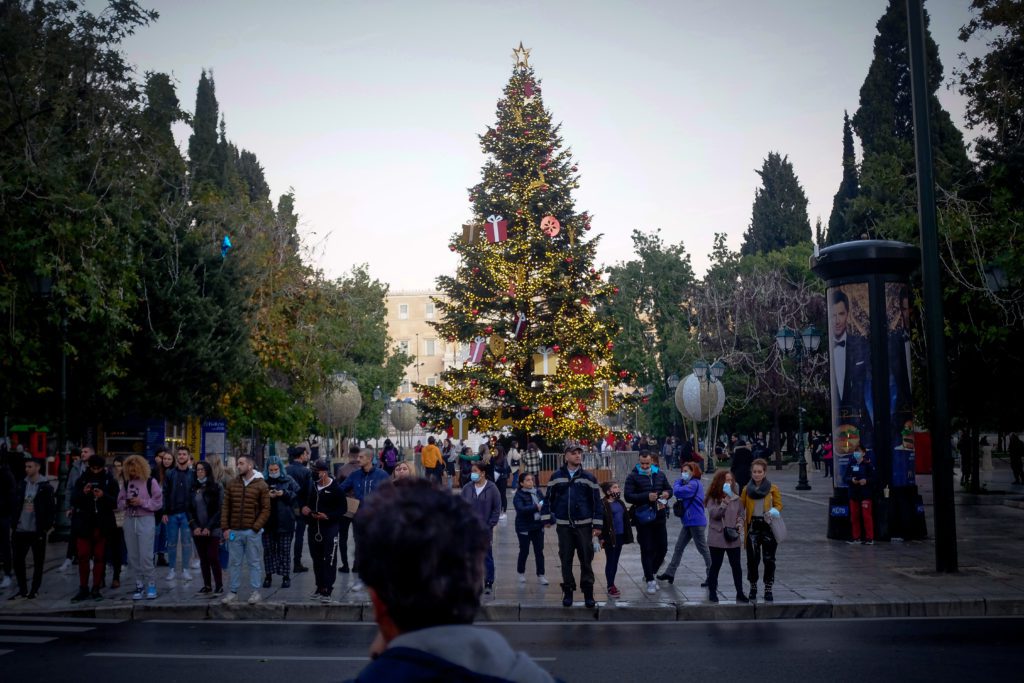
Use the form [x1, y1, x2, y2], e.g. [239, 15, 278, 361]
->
[380, 439, 399, 475]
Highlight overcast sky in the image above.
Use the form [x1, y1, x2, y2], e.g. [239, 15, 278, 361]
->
[116, 0, 978, 291]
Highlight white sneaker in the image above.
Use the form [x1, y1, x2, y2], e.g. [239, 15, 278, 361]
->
[351, 580, 364, 591]
[499, 513, 507, 521]
[0, 576, 11, 589]
[221, 592, 237, 605]
[58, 558, 72, 573]
[165, 569, 176, 581]
[190, 558, 200, 570]
[182, 570, 193, 582]
[646, 580, 657, 594]
[247, 590, 262, 604]
[538, 575, 549, 586]
[518, 573, 526, 583]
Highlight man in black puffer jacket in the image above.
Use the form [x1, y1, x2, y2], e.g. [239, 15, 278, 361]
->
[545, 446, 602, 608]
[624, 451, 672, 593]
[286, 445, 312, 573]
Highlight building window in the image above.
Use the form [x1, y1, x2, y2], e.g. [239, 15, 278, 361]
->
[398, 303, 409, 320]
[399, 379, 411, 394]
[425, 302, 435, 319]
[398, 340, 410, 354]
[424, 339, 436, 356]
[426, 376, 438, 387]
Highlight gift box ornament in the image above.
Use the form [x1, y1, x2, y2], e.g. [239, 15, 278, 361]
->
[462, 222, 484, 244]
[452, 411, 469, 440]
[532, 346, 559, 375]
[468, 336, 487, 364]
[513, 312, 528, 340]
[568, 355, 595, 375]
[485, 215, 508, 243]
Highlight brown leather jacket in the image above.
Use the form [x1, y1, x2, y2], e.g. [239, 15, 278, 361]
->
[223, 473, 271, 532]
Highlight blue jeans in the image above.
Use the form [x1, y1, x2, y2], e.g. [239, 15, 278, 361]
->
[484, 528, 495, 584]
[227, 529, 264, 593]
[165, 512, 191, 571]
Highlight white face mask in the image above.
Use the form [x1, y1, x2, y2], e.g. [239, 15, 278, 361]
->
[269, 471, 281, 479]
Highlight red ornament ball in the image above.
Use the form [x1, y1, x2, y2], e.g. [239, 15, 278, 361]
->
[484, 326, 493, 334]
[606, 341, 614, 350]
[613, 287, 620, 294]
[552, 344, 560, 353]
[472, 267, 480, 274]
[470, 379, 478, 386]
[471, 309, 479, 316]
[500, 356, 508, 363]
[642, 397, 649, 404]
[565, 257, 573, 263]
[420, 421, 427, 427]
[504, 172, 512, 178]
[449, 244, 457, 252]
[619, 370, 629, 378]
[571, 165, 578, 172]
[498, 389, 506, 396]
[472, 408, 480, 417]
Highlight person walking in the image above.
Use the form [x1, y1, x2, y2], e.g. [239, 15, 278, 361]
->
[69, 454, 119, 602]
[546, 445, 603, 608]
[491, 444, 511, 519]
[657, 461, 712, 589]
[599, 480, 632, 599]
[419, 436, 444, 484]
[285, 445, 312, 574]
[822, 436, 834, 479]
[187, 461, 223, 595]
[705, 470, 748, 604]
[443, 438, 458, 490]
[335, 447, 361, 574]
[1010, 433, 1024, 486]
[261, 456, 299, 589]
[379, 439, 399, 476]
[221, 455, 271, 605]
[625, 451, 672, 595]
[508, 440, 521, 490]
[520, 442, 542, 483]
[844, 445, 876, 545]
[161, 446, 196, 583]
[9, 456, 56, 600]
[301, 460, 346, 601]
[512, 472, 549, 585]
[730, 439, 754, 490]
[461, 463, 501, 595]
[740, 458, 783, 602]
[118, 455, 163, 600]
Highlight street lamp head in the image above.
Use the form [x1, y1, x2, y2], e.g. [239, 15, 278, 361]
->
[692, 359, 709, 380]
[710, 360, 726, 381]
[801, 325, 822, 353]
[667, 373, 680, 390]
[775, 326, 796, 353]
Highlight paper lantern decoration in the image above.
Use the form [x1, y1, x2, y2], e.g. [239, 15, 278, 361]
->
[485, 214, 508, 243]
[489, 335, 506, 356]
[674, 374, 725, 422]
[532, 346, 560, 375]
[540, 215, 560, 237]
[461, 222, 483, 244]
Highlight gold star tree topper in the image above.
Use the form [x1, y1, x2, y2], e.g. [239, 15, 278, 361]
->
[512, 41, 531, 67]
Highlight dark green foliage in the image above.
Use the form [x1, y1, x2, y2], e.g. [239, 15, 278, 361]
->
[740, 152, 812, 255]
[187, 70, 220, 192]
[826, 112, 860, 245]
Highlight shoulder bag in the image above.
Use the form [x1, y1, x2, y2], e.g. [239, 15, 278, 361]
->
[764, 494, 787, 543]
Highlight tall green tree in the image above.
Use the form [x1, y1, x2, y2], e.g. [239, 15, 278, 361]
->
[826, 112, 860, 245]
[740, 152, 812, 256]
[187, 69, 221, 192]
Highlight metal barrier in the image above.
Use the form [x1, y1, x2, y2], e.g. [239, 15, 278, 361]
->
[535, 451, 643, 487]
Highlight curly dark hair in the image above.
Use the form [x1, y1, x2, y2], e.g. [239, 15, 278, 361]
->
[353, 478, 488, 632]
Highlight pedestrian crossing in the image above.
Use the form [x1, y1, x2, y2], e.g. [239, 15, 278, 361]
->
[0, 616, 116, 656]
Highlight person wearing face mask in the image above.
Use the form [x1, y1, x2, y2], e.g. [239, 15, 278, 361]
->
[740, 458, 783, 602]
[599, 480, 633, 598]
[624, 451, 672, 595]
[657, 461, 712, 590]
[461, 463, 501, 596]
[704, 470, 747, 603]
[301, 459, 346, 602]
[843, 445, 876, 545]
[512, 472, 550, 585]
[187, 461, 223, 595]
[261, 456, 299, 589]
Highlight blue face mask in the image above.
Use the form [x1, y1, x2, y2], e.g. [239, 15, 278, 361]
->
[725, 483, 737, 498]
[681, 471, 692, 482]
[853, 452, 864, 462]
[470, 472, 481, 483]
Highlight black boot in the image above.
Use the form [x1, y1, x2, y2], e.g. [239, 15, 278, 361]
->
[708, 588, 719, 603]
[561, 583, 573, 607]
[583, 587, 596, 609]
[764, 583, 774, 602]
[293, 562, 309, 574]
[263, 575, 272, 589]
[156, 553, 169, 567]
[281, 577, 291, 589]
[748, 585, 757, 602]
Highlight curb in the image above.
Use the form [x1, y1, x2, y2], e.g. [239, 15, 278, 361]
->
[5, 597, 1021, 622]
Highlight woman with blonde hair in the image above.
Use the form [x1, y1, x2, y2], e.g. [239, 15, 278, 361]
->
[391, 461, 413, 480]
[117, 455, 163, 600]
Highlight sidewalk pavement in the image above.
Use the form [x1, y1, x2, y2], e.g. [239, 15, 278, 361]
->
[4, 461, 1023, 622]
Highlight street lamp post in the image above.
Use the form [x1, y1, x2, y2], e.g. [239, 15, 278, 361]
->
[667, 372, 680, 447]
[692, 359, 726, 472]
[776, 325, 822, 491]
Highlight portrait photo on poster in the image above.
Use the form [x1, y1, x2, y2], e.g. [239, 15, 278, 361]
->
[827, 283, 873, 485]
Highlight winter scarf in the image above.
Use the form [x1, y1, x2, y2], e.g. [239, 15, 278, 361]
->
[746, 477, 772, 500]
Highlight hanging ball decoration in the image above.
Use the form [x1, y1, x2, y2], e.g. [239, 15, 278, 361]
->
[316, 377, 363, 430]
[472, 408, 480, 417]
[472, 267, 480, 274]
[498, 389, 506, 396]
[607, 341, 614, 350]
[613, 287, 620, 294]
[676, 373, 726, 422]
[619, 370, 629, 378]
[449, 244, 457, 252]
[484, 326, 493, 334]
[565, 257, 573, 263]
[540, 215, 561, 237]
[470, 379, 478, 386]
[390, 401, 419, 431]
[572, 165, 578, 172]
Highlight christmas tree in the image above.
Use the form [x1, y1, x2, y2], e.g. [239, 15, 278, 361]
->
[418, 43, 632, 444]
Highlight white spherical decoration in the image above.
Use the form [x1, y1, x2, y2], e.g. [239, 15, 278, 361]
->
[390, 401, 419, 431]
[317, 378, 363, 428]
[675, 374, 725, 422]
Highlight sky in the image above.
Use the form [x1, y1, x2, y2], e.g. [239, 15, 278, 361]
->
[115, 0, 979, 291]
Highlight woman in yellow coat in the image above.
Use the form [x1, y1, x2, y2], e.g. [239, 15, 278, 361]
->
[739, 458, 783, 603]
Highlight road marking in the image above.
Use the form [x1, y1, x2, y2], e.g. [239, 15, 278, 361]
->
[88, 652, 556, 662]
[142, 619, 378, 626]
[0, 624, 94, 633]
[785, 492, 828, 507]
[0, 636, 57, 644]
[0, 616, 124, 624]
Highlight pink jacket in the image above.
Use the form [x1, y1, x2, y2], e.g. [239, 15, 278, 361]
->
[117, 477, 164, 517]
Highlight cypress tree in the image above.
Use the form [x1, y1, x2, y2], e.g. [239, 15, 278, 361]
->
[740, 152, 812, 256]
[188, 70, 220, 191]
[826, 112, 860, 245]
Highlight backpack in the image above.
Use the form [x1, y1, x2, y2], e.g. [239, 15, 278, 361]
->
[383, 448, 398, 468]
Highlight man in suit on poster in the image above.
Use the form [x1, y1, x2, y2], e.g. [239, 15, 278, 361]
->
[831, 289, 873, 468]
[888, 289, 914, 448]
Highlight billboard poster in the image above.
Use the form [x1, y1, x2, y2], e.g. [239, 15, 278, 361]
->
[201, 419, 228, 463]
[887, 283, 915, 486]
[827, 283, 873, 486]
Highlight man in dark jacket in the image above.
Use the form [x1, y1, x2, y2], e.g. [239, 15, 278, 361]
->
[70, 454, 119, 601]
[0, 457, 15, 589]
[730, 440, 754, 490]
[286, 445, 312, 573]
[334, 446, 362, 574]
[624, 451, 672, 592]
[10, 456, 56, 600]
[301, 459, 346, 601]
[545, 445, 602, 608]
[161, 447, 195, 582]
[345, 479, 557, 683]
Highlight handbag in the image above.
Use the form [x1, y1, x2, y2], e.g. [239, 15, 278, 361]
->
[344, 496, 360, 519]
[724, 525, 740, 543]
[764, 496, 787, 543]
[632, 504, 657, 526]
